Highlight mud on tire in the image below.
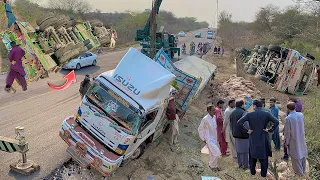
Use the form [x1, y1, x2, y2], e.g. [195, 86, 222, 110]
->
[54, 43, 76, 58]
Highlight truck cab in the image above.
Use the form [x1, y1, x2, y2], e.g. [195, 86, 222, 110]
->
[59, 48, 216, 176]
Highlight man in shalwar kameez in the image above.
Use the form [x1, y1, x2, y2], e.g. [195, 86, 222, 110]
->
[198, 105, 221, 172]
[223, 99, 236, 159]
[284, 102, 308, 176]
[216, 100, 229, 156]
[238, 100, 279, 178]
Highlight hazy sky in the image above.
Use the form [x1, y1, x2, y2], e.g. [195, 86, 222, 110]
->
[38, 0, 296, 24]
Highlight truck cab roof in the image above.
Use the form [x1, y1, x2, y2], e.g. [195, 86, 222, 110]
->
[100, 48, 176, 112]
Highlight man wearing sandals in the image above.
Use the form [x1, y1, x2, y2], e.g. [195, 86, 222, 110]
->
[5, 41, 27, 92]
[198, 105, 222, 172]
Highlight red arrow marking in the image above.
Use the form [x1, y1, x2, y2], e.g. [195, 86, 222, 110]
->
[48, 70, 77, 91]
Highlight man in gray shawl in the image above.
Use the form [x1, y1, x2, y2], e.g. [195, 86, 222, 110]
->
[284, 102, 308, 176]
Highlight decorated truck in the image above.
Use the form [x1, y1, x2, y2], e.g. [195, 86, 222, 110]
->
[0, 2, 116, 88]
[59, 48, 216, 176]
[236, 44, 316, 95]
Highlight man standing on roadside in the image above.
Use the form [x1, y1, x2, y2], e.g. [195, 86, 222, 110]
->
[216, 100, 229, 157]
[198, 105, 222, 172]
[284, 102, 308, 176]
[166, 89, 179, 146]
[237, 100, 279, 178]
[79, 74, 91, 98]
[110, 30, 117, 48]
[5, 41, 27, 92]
[269, 98, 281, 151]
[230, 100, 249, 169]
[282, 97, 303, 160]
[223, 99, 236, 159]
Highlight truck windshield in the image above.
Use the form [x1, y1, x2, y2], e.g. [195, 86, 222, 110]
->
[86, 81, 140, 134]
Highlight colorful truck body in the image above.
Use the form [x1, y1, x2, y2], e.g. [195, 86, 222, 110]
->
[59, 48, 216, 176]
[1, 3, 116, 87]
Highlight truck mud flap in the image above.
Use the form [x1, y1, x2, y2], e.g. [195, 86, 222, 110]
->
[66, 146, 90, 168]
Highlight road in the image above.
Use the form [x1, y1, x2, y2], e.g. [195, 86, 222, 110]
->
[0, 28, 212, 180]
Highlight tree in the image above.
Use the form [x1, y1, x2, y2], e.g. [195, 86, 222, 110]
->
[252, 4, 280, 33]
[218, 11, 232, 25]
[13, 0, 46, 25]
[47, 0, 92, 14]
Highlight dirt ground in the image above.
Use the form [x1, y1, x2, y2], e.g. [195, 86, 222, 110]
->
[47, 48, 310, 180]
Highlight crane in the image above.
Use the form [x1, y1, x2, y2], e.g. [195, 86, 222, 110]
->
[135, 0, 180, 59]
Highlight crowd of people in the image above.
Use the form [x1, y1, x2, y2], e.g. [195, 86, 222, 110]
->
[213, 46, 224, 57]
[181, 42, 210, 56]
[196, 97, 308, 178]
[166, 94, 308, 178]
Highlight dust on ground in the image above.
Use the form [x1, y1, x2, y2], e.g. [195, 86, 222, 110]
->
[47, 49, 309, 180]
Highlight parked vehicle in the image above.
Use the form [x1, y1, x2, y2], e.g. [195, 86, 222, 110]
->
[207, 31, 214, 39]
[178, 31, 185, 37]
[63, 52, 98, 70]
[195, 32, 201, 38]
[59, 48, 216, 176]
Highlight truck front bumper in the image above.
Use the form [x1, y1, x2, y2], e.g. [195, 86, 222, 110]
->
[59, 116, 123, 176]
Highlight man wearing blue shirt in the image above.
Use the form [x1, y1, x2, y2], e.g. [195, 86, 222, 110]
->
[269, 98, 281, 151]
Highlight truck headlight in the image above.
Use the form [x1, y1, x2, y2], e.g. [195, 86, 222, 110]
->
[115, 144, 129, 155]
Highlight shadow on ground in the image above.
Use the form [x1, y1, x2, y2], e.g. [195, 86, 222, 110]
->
[59, 65, 101, 76]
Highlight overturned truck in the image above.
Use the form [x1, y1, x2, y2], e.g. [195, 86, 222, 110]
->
[236, 45, 316, 95]
[1, 3, 116, 86]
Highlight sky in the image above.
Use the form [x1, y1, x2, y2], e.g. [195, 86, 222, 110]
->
[38, 0, 297, 24]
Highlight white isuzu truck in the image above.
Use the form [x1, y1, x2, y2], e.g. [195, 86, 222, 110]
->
[59, 48, 216, 176]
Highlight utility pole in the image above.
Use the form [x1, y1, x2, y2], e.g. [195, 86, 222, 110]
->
[150, 0, 157, 58]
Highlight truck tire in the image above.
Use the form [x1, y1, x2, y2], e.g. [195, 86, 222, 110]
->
[259, 45, 268, 52]
[99, 37, 110, 45]
[268, 45, 281, 53]
[258, 49, 267, 55]
[55, 44, 76, 58]
[39, 17, 59, 32]
[90, 20, 103, 27]
[131, 142, 146, 159]
[54, 15, 69, 29]
[74, 42, 85, 49]
[247, 67, 256, 75]
[66, 19, 77, 28]
[86, 44, 93, 50]
[36, 13, 55, 26]
[255, 75, 269, 82]
[59, 49, 79, 65]
[83, 39, 90, 46]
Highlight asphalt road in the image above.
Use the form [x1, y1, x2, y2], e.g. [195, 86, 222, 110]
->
[0, 28, 212, 180]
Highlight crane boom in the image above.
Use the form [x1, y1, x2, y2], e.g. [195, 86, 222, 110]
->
[135, 0, 162, 41]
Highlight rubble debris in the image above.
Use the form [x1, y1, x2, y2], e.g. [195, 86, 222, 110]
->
[210, 74, 261, 101]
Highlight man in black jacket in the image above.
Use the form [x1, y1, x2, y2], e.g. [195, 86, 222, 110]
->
[230, 100, 249, 169]
[238, 100, 279, 178]
[79, 74, 91, 98]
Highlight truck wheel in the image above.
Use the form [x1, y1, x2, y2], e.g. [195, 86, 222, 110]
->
[268, 45, 281, 53]
[83, 39, 90, 46]
[255, 75, 269, 82]
[59, 49, 79, 65]
[55, 44, 76, 58]
[36, 13, 55, 26]
[259, 45, 268, 52]
[54, 16, 69, 29]
[131, 142, 146, 159]
[90, 20, 103, 27]
[39, 17, 59, 32]
[247, 67, 257, 75]
[258, 49, 267, 55]
[86, 44, 93, 50]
